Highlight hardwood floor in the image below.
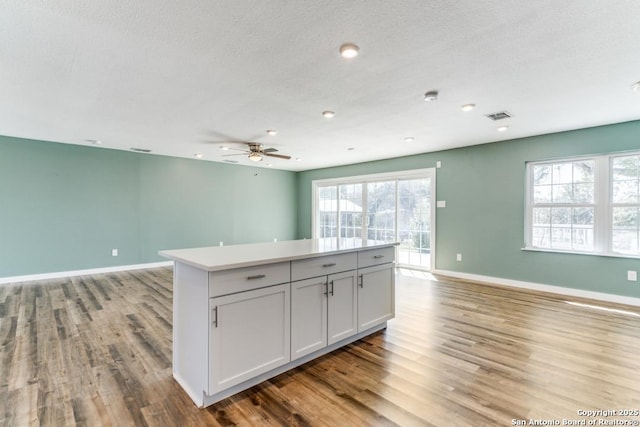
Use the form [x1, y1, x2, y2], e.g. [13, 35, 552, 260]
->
[1, 267, 639, 426]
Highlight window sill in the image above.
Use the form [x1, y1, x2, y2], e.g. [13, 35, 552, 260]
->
[521, 247, 640, 260]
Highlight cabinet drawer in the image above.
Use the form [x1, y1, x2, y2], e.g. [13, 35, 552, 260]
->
[209, 262, 290, 297]
[357, 246, 395, 268]
[291, 252, 357, 281]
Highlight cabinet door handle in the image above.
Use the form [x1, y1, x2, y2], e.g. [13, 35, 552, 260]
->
[246, 274, 266, 280]
[329, 280, 334, 296]
[358, 274, 364, 288]
[323, 282, 329, 296]
[373, 255, 384, 259]
[212, 306, 218, 328]
[322, 263, 336, 268]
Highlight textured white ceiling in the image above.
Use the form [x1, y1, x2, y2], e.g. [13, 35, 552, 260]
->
[1, 0, 639, 171]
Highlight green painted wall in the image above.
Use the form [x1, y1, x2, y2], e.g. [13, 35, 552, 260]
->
[0, 135, 297, 277]
[296, 120, 640, 299]
[3, 121, 640, 299]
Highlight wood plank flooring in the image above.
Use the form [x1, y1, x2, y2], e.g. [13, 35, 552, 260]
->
[1, 267, 639, 426]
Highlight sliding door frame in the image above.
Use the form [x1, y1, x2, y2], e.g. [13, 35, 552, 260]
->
[311, 168, 436, 270]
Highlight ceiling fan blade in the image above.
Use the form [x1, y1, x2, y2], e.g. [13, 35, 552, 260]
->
[222, 152, 247, 157]
[263, 148, 278, 153]
[264, 153, 291, 160]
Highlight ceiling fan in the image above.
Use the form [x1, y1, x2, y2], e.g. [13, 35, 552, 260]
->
[223, 142, 291, 162]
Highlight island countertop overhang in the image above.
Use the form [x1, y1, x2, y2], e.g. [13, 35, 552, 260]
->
[159, 239, 398, 272]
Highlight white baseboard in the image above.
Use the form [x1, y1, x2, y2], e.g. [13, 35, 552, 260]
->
[0, 261, 173, 285]
[432, 269, 640, 308]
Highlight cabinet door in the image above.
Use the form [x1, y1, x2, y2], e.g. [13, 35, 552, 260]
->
[358, 264, 395, 332]
[209, 284, 290, 394]
[291, 277, 328, 360]
[327, 270, 358, 345]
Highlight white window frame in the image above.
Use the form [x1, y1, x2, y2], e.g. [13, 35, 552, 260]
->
[312, 168, 436, 268]
[524, 151, 640, 258]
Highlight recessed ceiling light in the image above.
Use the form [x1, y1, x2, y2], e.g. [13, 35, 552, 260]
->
[267, 163, 273, 167]
[322, 110, 335, 118]
[633, 81, 640, 93]
[497, 125, 509, 132]
[424, 91, 438, 102]
[266, 129, 278, 136]
[461, 104, 476, 112]
[221, 146, 229, 151]
[296, 158, 302, 161]
[404, 137, 414, 143]
[339, 43, 359, 59]
[194, 154, 203, 158]
[84, 139, 102, 145]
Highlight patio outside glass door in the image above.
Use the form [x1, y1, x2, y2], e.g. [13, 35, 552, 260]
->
[314, 170, 434, 270]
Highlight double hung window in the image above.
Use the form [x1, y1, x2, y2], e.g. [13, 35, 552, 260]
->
[526, 152, 640, 257]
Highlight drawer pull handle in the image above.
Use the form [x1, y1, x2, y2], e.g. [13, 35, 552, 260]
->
[358, 274, 364, 288]
[247, 274, 266, 280]
[322, 263, 337, 268]
[373, 255, 384, 259]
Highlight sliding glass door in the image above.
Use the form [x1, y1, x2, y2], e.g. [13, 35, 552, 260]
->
[313, 169, 435, 270]
[397, 178, 432, 269]
[366, 180, 397, 245]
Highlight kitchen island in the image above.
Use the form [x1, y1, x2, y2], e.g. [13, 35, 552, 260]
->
[160, 239, 396, 408]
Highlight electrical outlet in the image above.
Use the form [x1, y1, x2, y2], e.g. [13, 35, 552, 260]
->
[111, 249, 118, 257]
[437, 200, 446, 208]
[628, 270, 637, 282]
[456, 253, 462, 262]
[219, 241, 224, 247]
[436, 161, 442, 168]
[273, 238, 278, 242]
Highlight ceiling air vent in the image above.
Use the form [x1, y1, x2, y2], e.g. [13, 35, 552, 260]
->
[485, 111, 512, 121]
[130, 147, 152, 153]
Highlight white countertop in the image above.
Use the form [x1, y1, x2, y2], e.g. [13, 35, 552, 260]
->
[159, 239, 398, 271]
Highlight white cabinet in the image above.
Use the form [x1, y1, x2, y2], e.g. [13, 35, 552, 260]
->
[290, 277, 327, 359]
[357, 263, 395, 332]
[209, 283, 290, 394]
[291, 270, 358, 361]
[290, 253, 358, 361]
[327, 271, 358, 344]
[162, 240, 397, 408]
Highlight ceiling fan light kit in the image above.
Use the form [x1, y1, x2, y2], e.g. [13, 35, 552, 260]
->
[222, 142, 292, 162]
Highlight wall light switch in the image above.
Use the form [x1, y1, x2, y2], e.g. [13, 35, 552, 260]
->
[436, 161, 442, 168]
[628, 270, 637, 281]
[456, 253, 462, 262]
[111, 249, 118, 257]
[436, 200, 446, 208]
